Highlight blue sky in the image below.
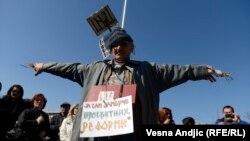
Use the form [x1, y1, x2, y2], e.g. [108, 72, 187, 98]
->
[0, 0, 249, 124]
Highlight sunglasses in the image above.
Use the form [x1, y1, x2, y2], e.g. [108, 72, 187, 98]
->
[110, 41, 131, 49]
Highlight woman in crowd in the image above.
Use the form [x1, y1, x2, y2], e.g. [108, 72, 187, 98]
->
[18, 93, 50, 141]
[159, 107, 175, 125]
[60, 104, 79, 141]
[0, 84, 31, 140]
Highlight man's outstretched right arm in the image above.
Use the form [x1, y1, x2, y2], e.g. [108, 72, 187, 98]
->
[30, 62, 85, 86]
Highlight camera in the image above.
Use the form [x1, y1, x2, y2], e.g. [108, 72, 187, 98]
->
[225, 113, 234, 118]
[224, 113, 234, 123]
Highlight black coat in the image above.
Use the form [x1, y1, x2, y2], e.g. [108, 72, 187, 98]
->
[0, 95, 32, 139]
[18, 108, 51, 141]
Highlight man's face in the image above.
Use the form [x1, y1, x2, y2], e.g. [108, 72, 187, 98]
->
[61, 106, 70, 114]
[223, 108, 234, 118]
[110, 41, 133, 63]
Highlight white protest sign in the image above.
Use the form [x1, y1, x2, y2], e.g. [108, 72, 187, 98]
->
[80, 95, 134, 137]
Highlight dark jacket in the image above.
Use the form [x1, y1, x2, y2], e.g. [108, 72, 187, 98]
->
[18, 108, 51, 141]
[0, 95, 32, 140]
[50, 113, 65, 141]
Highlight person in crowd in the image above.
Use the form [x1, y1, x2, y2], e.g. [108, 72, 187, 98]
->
[18, 93, 51, 141]
[60, 104, 79, 141]
[50, 102, 71, 141]
[215, 105, 249, 125]
[159, 107, 175, 125]
[30, 27, 223, 141]
[0, 84, 32, 140]
[182, 116, 195, 125]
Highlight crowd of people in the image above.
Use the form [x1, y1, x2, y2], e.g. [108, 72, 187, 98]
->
[0, 84, 248, 141]
[0, 84, 78, 141]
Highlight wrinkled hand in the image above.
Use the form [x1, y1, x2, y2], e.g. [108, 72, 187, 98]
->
[36, 115, 44, 124]
[29, 63, 44, 76]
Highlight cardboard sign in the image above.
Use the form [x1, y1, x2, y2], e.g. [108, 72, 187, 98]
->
[80, 96, 134, 137]
[87, 5, 118, 36]
[79, 85, 137, 137]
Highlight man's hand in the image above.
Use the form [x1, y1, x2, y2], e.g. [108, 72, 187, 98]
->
[207, 65, 233, 81]
[232, 113, 241, 123]
[29, 63, 44, 76]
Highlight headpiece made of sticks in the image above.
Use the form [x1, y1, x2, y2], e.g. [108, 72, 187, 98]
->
[87, 2, 130, 59]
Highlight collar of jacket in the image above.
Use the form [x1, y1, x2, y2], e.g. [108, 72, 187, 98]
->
[103, 60, 136, 85]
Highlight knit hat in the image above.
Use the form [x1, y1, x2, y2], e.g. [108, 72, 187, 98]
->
[102, 27, 133, 50]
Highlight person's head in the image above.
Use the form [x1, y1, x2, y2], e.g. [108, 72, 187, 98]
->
[182, 117, 195, 125]
[7, 84, 24, 102]
[159, 107, 174, 124]
[103, 27, 134, 63]
[222, 105, 235, 122]
[31, 93, 47, 110]
[67, 104, 79, 117]
[60, 102, 71, 116]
